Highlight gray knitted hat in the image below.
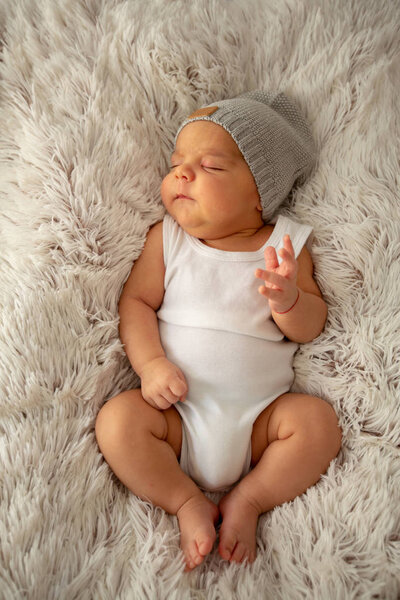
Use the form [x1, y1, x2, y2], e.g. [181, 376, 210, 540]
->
[176, 90, 316, 223]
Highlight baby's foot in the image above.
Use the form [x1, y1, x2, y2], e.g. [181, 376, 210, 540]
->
[218, 486, 260, 564]
[177, 493, 219, 571]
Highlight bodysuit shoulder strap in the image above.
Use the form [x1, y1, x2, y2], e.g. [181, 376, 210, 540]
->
[272, 215, 313, 259]
[162, 213, 191, 267]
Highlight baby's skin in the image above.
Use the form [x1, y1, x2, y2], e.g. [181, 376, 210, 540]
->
[95, 121, 341, 570]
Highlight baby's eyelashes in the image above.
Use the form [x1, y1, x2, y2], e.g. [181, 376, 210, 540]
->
[202, 165, 224, 171]
[169, 163, 224, 172]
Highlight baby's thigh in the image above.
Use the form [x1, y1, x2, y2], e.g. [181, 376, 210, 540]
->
[95, 389, 182, 459]
[250, 392, 341, 466]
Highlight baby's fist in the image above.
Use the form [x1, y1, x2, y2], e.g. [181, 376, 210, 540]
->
[140, 357, 188, 410]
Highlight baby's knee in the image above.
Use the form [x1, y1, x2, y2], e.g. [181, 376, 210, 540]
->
[277, 394, 341, 460]
[95, 390, 159, 450]
[298, 396, 341, 460]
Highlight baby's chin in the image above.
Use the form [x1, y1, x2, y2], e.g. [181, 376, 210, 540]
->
[166, 208, 208, 237]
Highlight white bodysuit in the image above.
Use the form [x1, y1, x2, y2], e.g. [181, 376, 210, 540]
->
[157, 214, 313, 492]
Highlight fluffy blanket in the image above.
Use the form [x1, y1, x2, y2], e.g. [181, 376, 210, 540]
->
[1, 0, 399, 598]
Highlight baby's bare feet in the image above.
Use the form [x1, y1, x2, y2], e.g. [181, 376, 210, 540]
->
[218, 485, 260, 564]
[177, 493, 219, 571]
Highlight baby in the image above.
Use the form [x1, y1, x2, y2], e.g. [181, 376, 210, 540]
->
[95, 91, 341, 571]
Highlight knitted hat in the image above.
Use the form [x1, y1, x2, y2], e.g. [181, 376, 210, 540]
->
[176, 90, 316, 223]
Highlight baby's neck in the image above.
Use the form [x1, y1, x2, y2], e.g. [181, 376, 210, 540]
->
[200, 224, 274, 252]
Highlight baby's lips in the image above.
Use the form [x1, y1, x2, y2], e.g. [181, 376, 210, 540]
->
[175, 193, 193, 200]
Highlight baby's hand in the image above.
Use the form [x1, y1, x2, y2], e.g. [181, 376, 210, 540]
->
[140, 357, 188, 410]
[255, 234, 299, 313]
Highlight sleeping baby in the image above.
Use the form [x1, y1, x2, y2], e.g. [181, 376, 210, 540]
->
[95, 91, 342, 571]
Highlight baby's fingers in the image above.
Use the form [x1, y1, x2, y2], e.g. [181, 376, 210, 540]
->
[154, 395, 173, 410]
[277, 237, 298, 276]
[282, 234, 295, 256]
[263, 245, 279, 270]
[169, 377, 188, 402]
[255, 268, 285, 290]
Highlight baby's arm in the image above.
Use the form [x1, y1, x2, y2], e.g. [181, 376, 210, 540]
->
[118, 222, 187, 409]
[255, 235, 327, 343]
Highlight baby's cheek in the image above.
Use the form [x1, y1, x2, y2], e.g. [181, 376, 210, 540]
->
[160, 176, 172, 202]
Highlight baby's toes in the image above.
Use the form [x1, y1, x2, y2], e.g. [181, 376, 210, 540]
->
[197, 534, 214, 557]
[218, 530, 237, 561]
[184, 541, 203, 571]
[231, 540, 247, 563]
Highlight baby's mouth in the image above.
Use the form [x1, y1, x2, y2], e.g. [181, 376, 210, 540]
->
[175, 193, 193, 200]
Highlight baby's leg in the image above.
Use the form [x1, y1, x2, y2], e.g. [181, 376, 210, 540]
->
[95, 390, 219, 570]
[219, 393, 341, 563]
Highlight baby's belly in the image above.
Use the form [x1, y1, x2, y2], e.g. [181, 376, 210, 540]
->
[159, 321, 298, 491]
[158, 321, 297, 414]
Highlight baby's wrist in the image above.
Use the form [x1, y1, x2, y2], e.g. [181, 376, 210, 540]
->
[136, 354, 166, 377]
[273, 288, 300, 315]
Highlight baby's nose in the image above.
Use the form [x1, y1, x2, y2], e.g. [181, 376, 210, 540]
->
[175, 164, 194, 182]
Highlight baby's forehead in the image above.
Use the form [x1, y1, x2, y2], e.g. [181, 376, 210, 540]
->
[174, 120, 242, 158]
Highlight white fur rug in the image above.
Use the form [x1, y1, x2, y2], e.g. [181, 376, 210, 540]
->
[1, 0, 399, 598]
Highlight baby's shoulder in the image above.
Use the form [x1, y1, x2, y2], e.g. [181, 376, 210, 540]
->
[147, 218, 164, 246]
[137, 220, 164, 267]
[119, 220, 165, 308]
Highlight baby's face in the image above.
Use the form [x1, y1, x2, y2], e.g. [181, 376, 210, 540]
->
[161, 121, 262, 240]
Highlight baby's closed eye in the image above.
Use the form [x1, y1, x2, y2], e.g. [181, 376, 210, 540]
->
[202, 164, 224, 171]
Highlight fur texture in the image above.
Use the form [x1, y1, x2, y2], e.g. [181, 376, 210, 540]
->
[0, 0, 399, 598]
